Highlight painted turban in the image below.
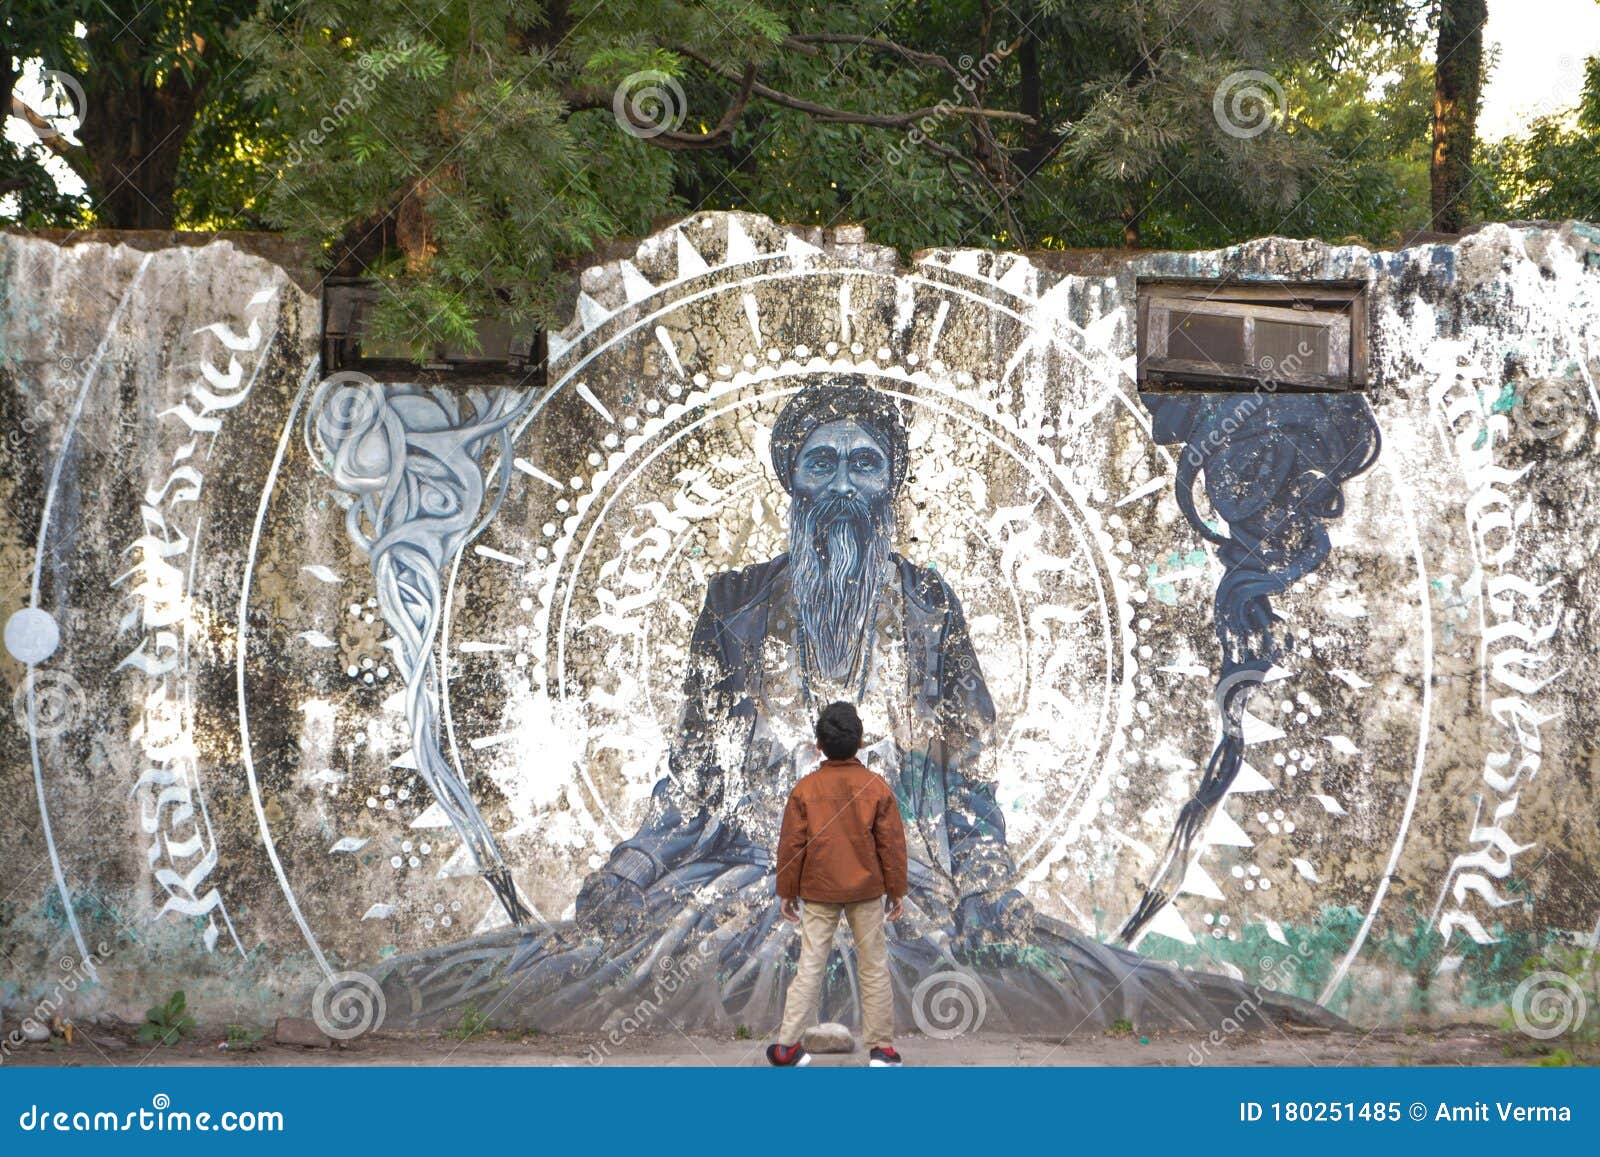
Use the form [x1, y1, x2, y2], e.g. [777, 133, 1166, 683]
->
[769, 379, 909, 495]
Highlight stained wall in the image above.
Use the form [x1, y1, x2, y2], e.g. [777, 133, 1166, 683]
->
[1, 215, 1595, 1038]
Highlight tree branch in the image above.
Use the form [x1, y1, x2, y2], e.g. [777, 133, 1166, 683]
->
[778, 26, 1034, 228]
[781, 34, 963, 80]
[7, 95, 96, 188]
[8, 95, 82, 161]
[673, 43, 1032, 242]
[674, 46, 1034, 128]
[568, 63, 757, 150]
[647, 61, 756, 151]
[919, 134, 1026, 247]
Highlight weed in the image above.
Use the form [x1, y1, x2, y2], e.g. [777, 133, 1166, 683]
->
[224, 1024, 263, 1051]
[447, 1006, 491, 1040]
[136, 991, 195, 1047]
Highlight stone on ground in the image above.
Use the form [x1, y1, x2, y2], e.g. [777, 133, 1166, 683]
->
[273, 1017, 331, 1048]
[802, 1022, 857, 1052]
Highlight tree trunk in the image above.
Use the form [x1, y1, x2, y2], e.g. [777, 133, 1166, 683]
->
[1431, 0, 1487, 233]
[1017, 32, 1051, 179]
[75, 26, 206, 228]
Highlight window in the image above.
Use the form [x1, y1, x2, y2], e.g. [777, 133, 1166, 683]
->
[322, 279, 542, 385]
[1136, 279, 1368, 392]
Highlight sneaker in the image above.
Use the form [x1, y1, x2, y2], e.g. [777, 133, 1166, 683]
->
[766, 1042, 811, 1067]
[869, 1046, 903, 1068]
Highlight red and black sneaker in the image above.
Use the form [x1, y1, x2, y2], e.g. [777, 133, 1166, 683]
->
[766, 1042, 811, 1067]
[869, 1046, 903, 1068]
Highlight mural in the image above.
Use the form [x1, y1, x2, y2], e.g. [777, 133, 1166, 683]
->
[373, 376, 1338, 1032]
[2, 216, 1597, 1044]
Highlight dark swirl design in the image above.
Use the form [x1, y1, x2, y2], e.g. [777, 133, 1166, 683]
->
[1122, 389, 1380, 942]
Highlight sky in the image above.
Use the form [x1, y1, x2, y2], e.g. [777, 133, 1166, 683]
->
[1479, 0, 1600, 139]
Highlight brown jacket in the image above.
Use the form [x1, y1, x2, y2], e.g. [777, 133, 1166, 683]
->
[775, 758, 909, 903]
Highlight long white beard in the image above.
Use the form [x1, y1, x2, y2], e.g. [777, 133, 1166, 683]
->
[788, 493, 892, 682]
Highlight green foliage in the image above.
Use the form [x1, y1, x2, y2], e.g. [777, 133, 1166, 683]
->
[172, 72, 280, 231]
[6, 0, 1441, 345]
[224, 1023, 264, 1051]
[3, 0, 269, 227]
[229, 0, 1439, 351]
[1479, 57, 1600, 223]
[1508, 938, 1600, 1042]
[1107, 1017, 1134, 1036]
[447, 1005, 491, 1039]
[734, 1023, 752, 1040]
[1534, 1047, 1578, 1067]
[136, 990, 195, 1047]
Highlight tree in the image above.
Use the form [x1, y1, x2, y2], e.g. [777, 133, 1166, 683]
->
[2, 2, 86, 223]
[1479, 55, 1600, 223]
[235, 1, 1045, 353]
[1430, 0, 1487, 232]
[6, 2, 1438, 346]
[234, 0, 1438, 353]
[3, 0, 270, 229]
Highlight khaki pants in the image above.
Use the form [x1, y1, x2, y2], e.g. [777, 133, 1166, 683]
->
[776, 897, 893, 1050]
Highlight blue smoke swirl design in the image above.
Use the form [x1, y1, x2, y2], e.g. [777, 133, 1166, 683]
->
[1121, 390, 1380, 943]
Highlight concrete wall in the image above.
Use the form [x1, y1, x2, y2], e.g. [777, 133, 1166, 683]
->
[2, 214, 1596, 1041]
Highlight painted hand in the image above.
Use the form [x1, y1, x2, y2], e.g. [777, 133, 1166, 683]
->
[954, 889, 1035, 949]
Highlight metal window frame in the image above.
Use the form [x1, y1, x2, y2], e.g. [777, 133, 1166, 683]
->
[321, 278, 544, 386]
[1136, 277, 1369, 393]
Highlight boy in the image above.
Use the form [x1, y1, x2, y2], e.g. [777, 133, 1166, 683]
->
[767, 701, 908, 1068]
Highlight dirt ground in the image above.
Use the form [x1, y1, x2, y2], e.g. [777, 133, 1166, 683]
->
[5, 1022, 1594, 1067]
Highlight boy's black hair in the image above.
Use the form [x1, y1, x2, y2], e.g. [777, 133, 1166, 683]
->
[815, 701, 863, 760]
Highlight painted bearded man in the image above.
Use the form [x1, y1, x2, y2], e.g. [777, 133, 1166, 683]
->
[378, 379, 1341, 1037]
[575, 380, 1032, 949]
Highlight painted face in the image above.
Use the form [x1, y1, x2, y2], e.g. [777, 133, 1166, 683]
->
[790, 419, 893, 505]
[786, 417, 895, 681]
